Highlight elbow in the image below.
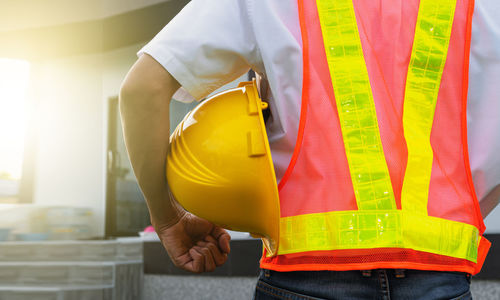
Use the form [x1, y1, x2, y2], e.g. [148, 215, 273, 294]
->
[119, 79, 138, 114]
[119, 54, 180, 115]
[119, 80, 139, 118]
[119, 75, 154, 109]
[119, 72, 170, 116]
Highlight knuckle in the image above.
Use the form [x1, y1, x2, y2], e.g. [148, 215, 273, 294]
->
[208, 244, 218, 253]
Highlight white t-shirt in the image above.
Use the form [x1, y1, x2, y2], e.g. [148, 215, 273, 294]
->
[139, 0, 500, 216]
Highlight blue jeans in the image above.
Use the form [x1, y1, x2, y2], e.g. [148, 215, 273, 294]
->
[253, 269, 472, 300]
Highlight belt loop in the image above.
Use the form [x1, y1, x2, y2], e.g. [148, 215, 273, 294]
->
[394, 269, 406, 278]
[361, 270, 372, 277]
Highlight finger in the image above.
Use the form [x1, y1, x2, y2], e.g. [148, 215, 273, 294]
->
[204, 235, 217, 244]
[161, 238, 194, 269]
[170, 251, 193, 268]
[198, 240, 228, 266]
[211, 226, 231, 254]
[187, 247, 205, 273]
[194, 245, 216, 272]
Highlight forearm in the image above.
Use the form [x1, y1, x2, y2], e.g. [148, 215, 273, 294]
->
[119, 54, 183, 228]
[480, 184, 500, 218]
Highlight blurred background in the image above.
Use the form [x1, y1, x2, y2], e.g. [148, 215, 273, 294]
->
[0, 0, 499, 299]
[0, 1, 258, 299]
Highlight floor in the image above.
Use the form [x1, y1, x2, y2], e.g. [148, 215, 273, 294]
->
[142, 275, 500, 300]
[143, 275, 256, 299]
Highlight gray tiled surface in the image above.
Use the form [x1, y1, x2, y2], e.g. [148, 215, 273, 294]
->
[142, 275, 500, 300]
[142, 275, 257, 300]
[471, 280, 500, 300]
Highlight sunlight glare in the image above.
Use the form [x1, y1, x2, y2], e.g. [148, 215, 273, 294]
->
[0, 58, 30, 180]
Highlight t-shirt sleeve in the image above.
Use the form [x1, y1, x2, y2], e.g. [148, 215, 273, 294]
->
[138, 0, 259, 101]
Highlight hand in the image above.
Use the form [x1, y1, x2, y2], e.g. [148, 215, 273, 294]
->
[155, 212, 231, 273]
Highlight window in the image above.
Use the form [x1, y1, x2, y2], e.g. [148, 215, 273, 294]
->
[0, 58, 30, 203]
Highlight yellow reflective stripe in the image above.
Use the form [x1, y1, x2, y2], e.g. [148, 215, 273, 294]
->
[278, 210, 479, 262]
[316, 0, 395, 210]
[401, 0, 457, 213]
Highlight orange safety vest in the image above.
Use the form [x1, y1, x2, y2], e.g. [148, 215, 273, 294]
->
[260, 0, 491, 275]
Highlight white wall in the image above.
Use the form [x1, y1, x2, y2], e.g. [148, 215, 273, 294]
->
[30, 43, 144, 237]
[31, 53, 106, 236]
[485, 206, 500, 233]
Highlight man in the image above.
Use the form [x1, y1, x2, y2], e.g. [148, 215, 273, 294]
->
[120, 0, 500, 298]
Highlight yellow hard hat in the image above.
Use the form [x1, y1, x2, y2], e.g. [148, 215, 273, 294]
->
[167, 80, 280, 256]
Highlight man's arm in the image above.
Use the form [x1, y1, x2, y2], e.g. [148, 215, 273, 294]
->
[119, 54, 230, 273]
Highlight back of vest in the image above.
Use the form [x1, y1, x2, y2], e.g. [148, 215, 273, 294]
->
[261, 0, 490, 275]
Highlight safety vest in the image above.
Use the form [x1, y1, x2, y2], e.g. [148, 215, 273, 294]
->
[260, 0, 491, 275]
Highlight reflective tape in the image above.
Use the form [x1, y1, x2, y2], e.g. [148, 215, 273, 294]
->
[316, 0, 395, 211]
[401, 0, 458, 214]
[278, 210, 479, 262]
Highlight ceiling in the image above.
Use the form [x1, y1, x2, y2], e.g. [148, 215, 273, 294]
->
[0, 0, 168, 32]
[0, 0, 189, 60]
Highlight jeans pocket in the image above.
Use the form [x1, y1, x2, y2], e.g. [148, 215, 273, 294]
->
[254, 279, 325, 300]
[449, 290, 472, 300]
